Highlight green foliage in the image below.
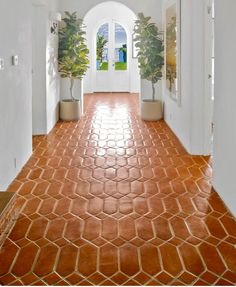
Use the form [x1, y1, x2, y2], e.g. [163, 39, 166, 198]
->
[58, 11, 89, 100]
[133, 13, 164, 100]
[99, 62, 127, 71]
[115, 62, 127, 70]
[99, 62, 108, 70]
[96, 35, 108, 62]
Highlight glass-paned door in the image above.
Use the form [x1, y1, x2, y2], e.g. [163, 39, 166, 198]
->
[114, 23, 127, 71]
[96, 23, 109, 71]
[94, 20, 129, 92]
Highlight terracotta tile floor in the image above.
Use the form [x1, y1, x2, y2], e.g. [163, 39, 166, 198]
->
[0, 93, 236, 286]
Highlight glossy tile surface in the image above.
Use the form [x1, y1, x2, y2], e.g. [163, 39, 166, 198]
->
[0, 93, 236, 286]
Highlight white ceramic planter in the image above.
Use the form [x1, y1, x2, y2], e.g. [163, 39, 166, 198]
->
[60, 79, 84, 116]
[60, 100, 81, 121]
[141, 99, 163, 121]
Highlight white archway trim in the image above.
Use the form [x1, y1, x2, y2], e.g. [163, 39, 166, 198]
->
[83, 1, 140, 94]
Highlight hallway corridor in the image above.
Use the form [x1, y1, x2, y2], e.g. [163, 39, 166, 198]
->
[0, 93, 236, 285]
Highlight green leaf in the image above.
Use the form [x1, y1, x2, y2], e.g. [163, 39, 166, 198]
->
[58, 11, 90, 99]
[133, 12, 164, 91]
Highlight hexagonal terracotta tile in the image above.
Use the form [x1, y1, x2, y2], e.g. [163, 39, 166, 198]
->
[0, 93, 235, 286]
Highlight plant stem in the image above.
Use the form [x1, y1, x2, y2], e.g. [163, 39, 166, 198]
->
[70, 78, 75, 101]
[152, 81, 155, 101]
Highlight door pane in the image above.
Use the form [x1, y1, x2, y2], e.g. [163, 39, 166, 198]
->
[97, 23, 109, 71]
[115, 23, 127, 70]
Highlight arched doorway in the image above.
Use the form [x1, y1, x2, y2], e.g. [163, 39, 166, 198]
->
[84, 1, 140, 94]
[94, 20, 129, 92]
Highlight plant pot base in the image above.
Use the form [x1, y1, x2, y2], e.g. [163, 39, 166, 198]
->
[141, 100, 163, 121]
[60, 100, 81, 121]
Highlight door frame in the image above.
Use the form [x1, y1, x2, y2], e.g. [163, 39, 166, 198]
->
[92, 18, 130, 93]
[203, 0, 214, 155]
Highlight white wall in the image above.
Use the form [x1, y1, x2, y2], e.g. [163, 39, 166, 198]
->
[0, 0, 32, 190]
[32, 0, 60, 135]
[163, 0, 191, 152]
[163, 0, 209, 155]
[46, 9, 60, 133]
[59, 0, 162, 25]
[0, 0, 59, 191]
[32, 5, 47, 134]
[58, 0, 163, 99]
[213, 0, 236, 216]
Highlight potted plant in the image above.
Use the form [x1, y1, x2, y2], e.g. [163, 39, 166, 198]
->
[58, 11, 89, 121]
[133, 13, 164, 121]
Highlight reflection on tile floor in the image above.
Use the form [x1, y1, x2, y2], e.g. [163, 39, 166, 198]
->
[0, 93, 236, 286]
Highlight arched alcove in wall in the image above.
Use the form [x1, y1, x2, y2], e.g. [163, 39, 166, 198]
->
[83, 1, 140, 94]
